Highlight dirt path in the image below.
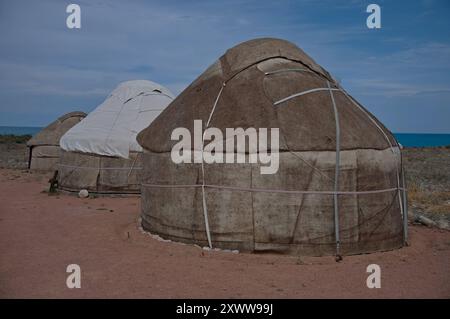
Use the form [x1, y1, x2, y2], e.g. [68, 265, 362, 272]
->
[0, 169, 449, 298]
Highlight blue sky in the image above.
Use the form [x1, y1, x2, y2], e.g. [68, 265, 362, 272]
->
[0, 0, 449, 132]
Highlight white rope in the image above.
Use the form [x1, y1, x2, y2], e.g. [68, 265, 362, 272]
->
[401, 165, 409, 244]
[205, 84, 225, 127]
[274, 88, 340, 106]
[127, 153, 140, 179]
[142, 183, 405, 195]
[396, 164, 404, 220]
[265, 68, 314, 76]
[57, 164, 142, 170]
[200, 83, 226, 248]
[327, 81, 341, 259]
[392, 149, 405, 244]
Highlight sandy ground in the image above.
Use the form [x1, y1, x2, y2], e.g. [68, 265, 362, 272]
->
[0, 168, 449, 298]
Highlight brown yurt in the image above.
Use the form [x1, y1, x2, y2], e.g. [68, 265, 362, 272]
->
[137, 38, 408, 257]
[26, 111, 86, 171]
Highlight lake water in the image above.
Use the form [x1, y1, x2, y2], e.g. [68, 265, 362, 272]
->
[0, 126, 449, 148]
[0, 126, 43, 136]
[394, 133, 450, 148]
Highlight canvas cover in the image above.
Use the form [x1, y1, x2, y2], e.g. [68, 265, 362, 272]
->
[137, 38, 407, 256]
[58, 150, 142, 194]
[60, 80, 174, 159]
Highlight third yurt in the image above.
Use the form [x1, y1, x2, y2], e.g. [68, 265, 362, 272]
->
[27, 111, 86, 172]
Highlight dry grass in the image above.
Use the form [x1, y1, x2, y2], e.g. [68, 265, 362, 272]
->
[0, 134, 31, 144]
[407, 180, 450, 231]
[402, 147, 450, 227]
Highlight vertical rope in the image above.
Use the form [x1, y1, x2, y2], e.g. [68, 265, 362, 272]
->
[201, 83, 226, 248]
[394, 147, 407, 246]
[396, 158, 404, 230]
[127, 152, 139, 180]
[401, 163, 409, 245]
[327, 81, 342, 261]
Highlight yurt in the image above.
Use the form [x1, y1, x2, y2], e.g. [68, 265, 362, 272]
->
[58, 80, 174, 194]
[137, 38, 408, 257]
[27, 111, 86, 171]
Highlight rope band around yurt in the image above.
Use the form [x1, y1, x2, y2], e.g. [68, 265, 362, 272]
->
[142, 183, 406, 195]
[57, 164, 143, 170]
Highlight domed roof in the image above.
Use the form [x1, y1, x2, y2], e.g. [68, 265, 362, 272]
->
[27, 111, 86, 147]
[216, 37, 332, 82]
[60, 80, 174, 158]
[137, 38, 397, 153]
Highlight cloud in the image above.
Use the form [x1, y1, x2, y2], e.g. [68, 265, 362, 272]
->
[0, 0, 449, 132]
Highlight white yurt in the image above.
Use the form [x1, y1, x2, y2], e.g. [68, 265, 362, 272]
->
[58, 80, 174, 194]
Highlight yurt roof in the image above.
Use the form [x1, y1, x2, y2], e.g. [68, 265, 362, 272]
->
[60, 80, 174, 159]
[27, 111, 86, 147]
[218, 37, 333, 82]
[137, 38, 397, 153]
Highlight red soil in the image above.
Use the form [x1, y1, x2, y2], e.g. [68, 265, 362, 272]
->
[0, 169, 449, 298]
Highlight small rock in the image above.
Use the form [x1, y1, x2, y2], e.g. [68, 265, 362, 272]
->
[78, 189, 89, 198]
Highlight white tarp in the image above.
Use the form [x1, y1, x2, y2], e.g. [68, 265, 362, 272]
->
[60, 80, 174, 159]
